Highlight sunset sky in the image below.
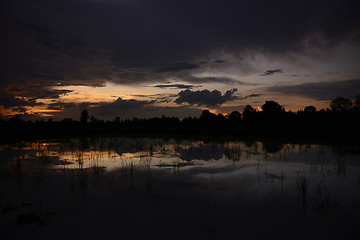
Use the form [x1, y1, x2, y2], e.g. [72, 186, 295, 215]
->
[1, 0, 360, 120]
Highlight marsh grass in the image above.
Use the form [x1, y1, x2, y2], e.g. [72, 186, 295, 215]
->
[159, 144, 167, 156]
[200, 199, 218, 236]
[317, 155, 328, 177]
[107, 173, 115, 197]
[172, 160, 180, 176]
[200, 217, 218, 236]
[38, 150, 50, 165]
[149, 144, 154, 157]
[173, 144, 181, 157]
[352, 196, 360, 212]
[70, 172, 76, 194]
[144, 170, 154, 200]
[295, 172, 309, 211]
[336, 156, 347, 177]
[313, 181, 334, 215]
[15, 154, 24, 175]
[119, 160, 129, 183]
[229, 143, 242, 161]
[130, 161, 134, 189]
[139, 151, 152, 167]
[78, 169, 88, 195]
[256, 159, 263, 182]
[280, 171, 285, 196]
[76, 152, 84, 169]
[90, 166, 105, 187]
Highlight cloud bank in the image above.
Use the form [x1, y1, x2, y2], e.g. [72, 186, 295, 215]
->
[1, 0, 360, 117]
[175, 89, 238, 107]
[267, 79, 360, 100]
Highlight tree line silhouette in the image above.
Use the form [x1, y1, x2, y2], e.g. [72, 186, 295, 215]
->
[1, 96, 360, 141]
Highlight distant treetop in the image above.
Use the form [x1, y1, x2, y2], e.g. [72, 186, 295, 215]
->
[80, 109, 89, 124]
[261, 101, 285, 114]
[304, 106, 316, 113]
[330, 97, 353, 112]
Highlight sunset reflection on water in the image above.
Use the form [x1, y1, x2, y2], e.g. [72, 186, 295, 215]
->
[1, 137, 360, 239]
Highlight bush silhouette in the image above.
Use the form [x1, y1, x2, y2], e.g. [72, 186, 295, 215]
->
[354, 95, 360, 111]
[261, 101, 285, 114]
[330, 97, 353, 112]
[228, 111, 242, 121]
[80, 109, 89, 124]
[304, 106, 316, 113]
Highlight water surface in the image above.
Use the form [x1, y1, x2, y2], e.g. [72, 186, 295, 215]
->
[1, 137, 360, 239]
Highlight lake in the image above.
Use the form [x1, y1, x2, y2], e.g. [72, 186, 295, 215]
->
[1, 137, 360, 239]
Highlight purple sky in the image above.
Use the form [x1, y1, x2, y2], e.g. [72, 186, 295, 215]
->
[1, 0, 360, 120]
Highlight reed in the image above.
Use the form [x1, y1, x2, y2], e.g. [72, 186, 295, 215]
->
[313, 181, 332, 215]
[295, 172, 309, 211]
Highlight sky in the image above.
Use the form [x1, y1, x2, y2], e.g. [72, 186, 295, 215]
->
[1, 0, 360, 120]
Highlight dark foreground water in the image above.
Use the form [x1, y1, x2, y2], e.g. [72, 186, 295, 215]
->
[1, 137, 360, 239]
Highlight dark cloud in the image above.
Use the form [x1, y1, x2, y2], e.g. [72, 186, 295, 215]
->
[11, 106, 28, 113]
[98, 97, 155, 113]
[1, 0, 359, 88]
[261, 69, 283, 76]
[37, 90, 73, 99]
[5, 111, 41, 120]
[154, 63, 199, 73]
[0, 84, 73, 110]
[0, 92, 43, 109]
[47, 102, 78, 111]
[45, 98, 154, 119]
[246, 94, 261, 98]
[49, 98, 202, 120]
[184, 77, 241, 84]
[1, 0, 360, 117]
[153, 84, 200, 89]
[60, 97, 181, 118]
[116, 70, 155, 85]
[240, 94, 262, 100]
[267, 79, 360, 100]
[287, 74, 311, 77]
[175, 89, 238, 107]
[131, 93, 178, 100]
[55, 83, 106, 87]
[13, 87, 73, 99]
[16, 21, 52, 34]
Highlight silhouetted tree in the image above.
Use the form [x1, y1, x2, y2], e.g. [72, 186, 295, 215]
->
[80, 109, 89, 124]
[90, 115, 98, 123]
[304, 105, 316, 113]
[217, 113, 226, 121]
[200, 110, 217, 121]
[243, 105, 256, 113]
[354, 95, 360, 111]
[261, 101, 285, 114]
[242, 105, 257, 122]
[9, 114, 22, 124]
[228, 111, 242, 121]
[62, 118, 73, 123]
[330, 97, 353, 112]
[114, 116, 121, 123]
